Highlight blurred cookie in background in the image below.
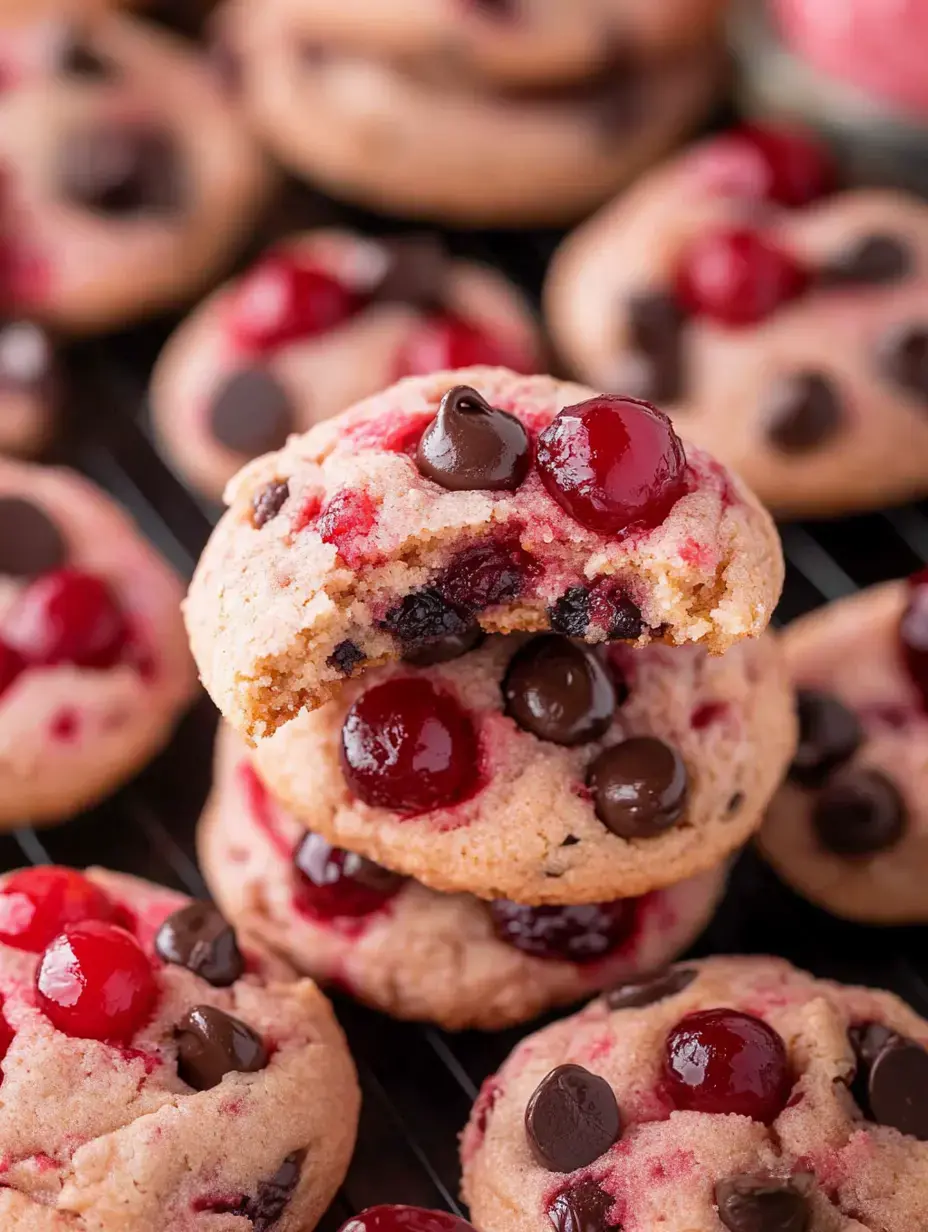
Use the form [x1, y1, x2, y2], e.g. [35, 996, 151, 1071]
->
[0, 10, 273, 334]
[0, 321, 59, 457]
[151, 229, 542, 500]
[546, 123, 928, 518]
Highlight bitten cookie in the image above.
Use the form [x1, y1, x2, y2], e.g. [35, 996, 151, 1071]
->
[0, 863, 359, 1231]
[185, 368, 784, 738]
[760, 574, 928, 924]
[0, 11, 271, 334]
[199, 723, 728, 1030]
[250, 631, 794, 904]
[214, 0, 720, 224]
[462, 954, 928, 1232]
[0, 459, 196, 827]
[546, 124, 928, 517]
[151, 230, 542, 501]
[0, 322, 58, 457]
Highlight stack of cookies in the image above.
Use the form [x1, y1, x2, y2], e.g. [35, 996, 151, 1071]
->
[186, 366, 797, 1030]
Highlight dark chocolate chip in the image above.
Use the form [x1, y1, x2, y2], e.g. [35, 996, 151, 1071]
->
[327, 640, 367, 677]
[372, 234, 447, 311]
[789, 690, 863, 788]
[548, 1180, 617, 1232]
[155, 902, 244, 988]
[416, 385, 530, 492]
[525, 1064, 621, 1173]
[210, 369, 295, 457]
[549, 587, 591, 638]
[54, 25, 115, 79]
[381, 588, 481, 666]
[0, 497, 67, 578]
[245, 1150, 307, 1232]
[57, 124, 186, 215]
[868, 1036, 928, 1140]
[821, 233, 913, 286]
[727, 791, 745, 815]
[850, 1021, 898, 1069]
[763, 372, 843, 454]
[879, 323, 928, 404]
[812, 768, 906, 856]
[604, 966, 697, 1010]
[587, 737, 688, 838]
[620, 291, 687, 405]
[714, 1176, 810, 1232]
[503, 635, 617, 746]
[0, 322, 56, 397]
[175, 1005, 269, 1091]
[252, 479, 290, 529]
[402, 625, 485, 666]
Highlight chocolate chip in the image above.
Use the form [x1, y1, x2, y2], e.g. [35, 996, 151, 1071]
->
[58, 124, 186, 215]
[416, 385, 531, 492]
[252, 480, 290, 529]
[763, 373, 843, 453]
[155, 903, 244, 988]
[867, 1036, 928, 1140]
[327, 640, 366, 677]
[879, 324, 928, 404]
[849, 1021, 901, 1115]
[821, 233, 913, 286]
[210, 369, 295, 457]
[0, 322, 56, 397]
[587, 737, 688, 838]
[525, 1064, 621, 1173]
[372, 235, 447, 311]
[605, 966, 697, 1010]
[54, 26, 115, 79]
[175, 1005, 269, 1091]
[381, 587, 480, 664]
[727, 791, 745, 815]
[714, 1176, 810, 1232]
[620, 291, 686, 404]
[244, 1151, 307, 1231]
[789, 690, 863, 787]
[402, 625, 484, 666]
[0, 497, 67, 578]
[812, 768, 906, 856]
[549, 588, 591, 638]
[503, 635, 617, 746]
[548, 1180, 617, 1232]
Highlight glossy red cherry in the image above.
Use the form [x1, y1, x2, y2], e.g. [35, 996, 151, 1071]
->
[341, 677, 480, 813]
[899, 568, 928, 711]
[4, 569, 130, 670]
[394, 314, 531, 378]
[293, 832, 405, 920]
[489, 898, 639, 963]
[0, 640, 24, 698]
[0, 1007, 14, 1072]
[35, 921, 157, 1043]
[229, 253, 364, 354]
[340, 1207, 475, 1232]
[663, 1008, 791, 1122]
[702, 125, 835, 207]
[536, 395, 688, 535]
[674, 228, 809, 327]
[0, 866, 124, 952]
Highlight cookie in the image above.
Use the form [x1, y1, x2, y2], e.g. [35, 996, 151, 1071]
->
[200, 723, 728, 1030]
[0, 11, 272, 334]
[462, 954, 928, 1232]
[185, 368, 784, 738]
[215, 0, 720, 224]
[0, 322, 58, 457]
[760, 575, 928, 924]
[546, 124, 928, 517]
[0, 458, 196, 827]
[250, 631, 794, 904]
[0, 863, 359, 1231]
[151, 230, 542, 501]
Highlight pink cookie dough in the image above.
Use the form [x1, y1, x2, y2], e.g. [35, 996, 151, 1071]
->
[761, 576, 928, 924]
[546, 127, 928, 517]
[150, 229, 542, 501]
[0, 322, 58, 458]
[0, 864, 359, 1232]
[0, 11, 272, 334]
[461, 954, 928, 1232]
[0, 458, 196, 828]
[199, 723, 729, 1031]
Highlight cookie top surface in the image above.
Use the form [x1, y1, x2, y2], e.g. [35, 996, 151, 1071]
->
[185, 367, 783, 739]
[0, 864, 359, 1232]
[546, 125, 928, 517]
[760, 576, 928, 923]
[461, 954, 928, 1232]
[250, 630, 794, 903]
[200, 723, 727, 1030]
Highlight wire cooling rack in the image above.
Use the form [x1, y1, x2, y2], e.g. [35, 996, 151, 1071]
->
[14, 202, 928, 1224]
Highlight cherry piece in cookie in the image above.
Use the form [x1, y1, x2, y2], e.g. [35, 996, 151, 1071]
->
[811, 769, 907, 856]
[252, 479, 290, 529]
[0, 866, 123, 952]
[340, 677, 479, 813]
[293, 833, 405, 920]
[57, 124, 186, 216]
[0, 643, 24, 698]
[502, 635, 618, 746]
[663, 1008, 791, 1122]
[587, 737, 688, 838]
[340, 1207, 476, 1232]
[488, 898, 638, 963]
[726, 124, 835, 208]
[536, 395, 687, 534]
[789, 690, 863, 787]
[674, 228, 809, 327]
[229, 253, 364, 354]
[381, 589, 481, 664]
[155, 902, 244, 987]
[547, 1180, 617, 1232]
[604, 965, 697, 1009]
[416, 385, 531, 492]
[713, 1176, 810, 1232]
[4, 568, 130, 669]
[525, 1064, 621, 1172]
[175, 1004, 269, 1090]
[396, 315, 529, 378]
[0, 497, 67, 578]
[35, 921, 158, 1043]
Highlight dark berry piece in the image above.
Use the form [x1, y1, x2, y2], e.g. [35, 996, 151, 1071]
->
[548, 587, 590, 637]
[821, 234, 913, 286]
[714, 1176, 810, 1232]
[525, 1064, 621, 1172]
[381, 588, 480, 664]
[339, 1207, 476, 1232]
[327, 640, 366, 677]
[438, 539, 536, 612]
[0, 497, 67, 578]
[789, 690, 863, 787]
[605, 966, 697, 1010]
[763, 373, 843, 454]
[293, 832, 405, 920]
[251, 479, 289, 528]
[588, 737, 688, 838]
[812, 769, 906, 856]
[416, 385, 531, 492]
[503, 635, 616, 746]
[674, 228, 809, 327]
[489, 898, 638, 963]
[592, 587, 644, 641]
[241, 1151, 307, 1232]
[175, 1004, 268, 1091]
[547, 1180, 616, 1232]
[155, 902, 244, 987]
